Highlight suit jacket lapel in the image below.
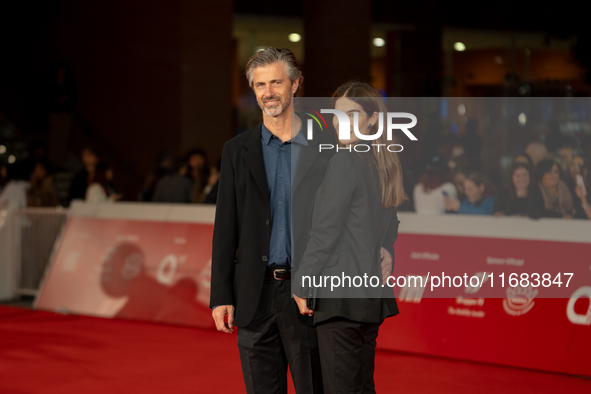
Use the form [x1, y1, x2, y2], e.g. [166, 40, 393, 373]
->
[243, 124, 269, 200]
[294, 118, 336, 192]
[293, 139, 319, 192]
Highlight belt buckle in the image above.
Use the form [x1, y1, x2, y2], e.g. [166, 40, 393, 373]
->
[273, 268, 287, 280]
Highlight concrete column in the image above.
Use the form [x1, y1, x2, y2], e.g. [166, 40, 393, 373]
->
[304, 0, 372, 97]
[180, 0, 233, 159]
[385, 3, 442, 97]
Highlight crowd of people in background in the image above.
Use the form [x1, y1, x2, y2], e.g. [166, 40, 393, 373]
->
[411, 135, 591, 220]
[0, 142, 59, 209]
[0, 145, 220, 208]
[139, 148, 219, 204]
[68, 147, 119, 204]
[1, 120, 590, 221]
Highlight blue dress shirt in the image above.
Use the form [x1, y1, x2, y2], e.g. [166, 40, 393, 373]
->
[261, 122, 308, 267]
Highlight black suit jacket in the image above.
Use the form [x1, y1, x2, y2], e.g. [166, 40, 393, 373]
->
[209, 121, 334, 327]
[294, 152, 400, 325]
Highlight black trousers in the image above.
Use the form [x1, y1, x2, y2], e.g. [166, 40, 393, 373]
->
[316, 319, 381, 394]
[237, 277, 323, 394]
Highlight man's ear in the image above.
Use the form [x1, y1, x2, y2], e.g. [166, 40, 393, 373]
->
[291, 79, 300, 96]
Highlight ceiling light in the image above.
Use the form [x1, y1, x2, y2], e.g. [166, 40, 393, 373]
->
[373, 38, 385, 47]
[454, 42, 466, 51]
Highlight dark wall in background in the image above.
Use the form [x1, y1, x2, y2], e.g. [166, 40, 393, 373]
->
[0, 0, 233, 199]
[179, 0, 233, 159]
[55, 0, 183, 192]
[387, 27, 443, 97]
[304, 0, 372, 97]
[53, 0, 233, 196]
[0, 1, 58, 138]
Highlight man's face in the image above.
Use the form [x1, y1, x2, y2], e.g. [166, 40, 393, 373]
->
[189, 154, 205, 170]
[252, 62, 299, 118]
[82, 149, 98, 167]
[32, 163, 47, 180]
[525, 143, 547, 165]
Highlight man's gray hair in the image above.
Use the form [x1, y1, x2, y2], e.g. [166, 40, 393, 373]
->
[245, 47, 303, 94]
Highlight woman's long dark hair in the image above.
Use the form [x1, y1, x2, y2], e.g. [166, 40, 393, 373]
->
[536, 158, 561, 183]
[331, 80, 406, 208]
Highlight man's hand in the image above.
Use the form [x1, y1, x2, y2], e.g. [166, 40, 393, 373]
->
[293, 295, 314, 316]
[212, 305, 235, 333]
[380, 247, 392, 285]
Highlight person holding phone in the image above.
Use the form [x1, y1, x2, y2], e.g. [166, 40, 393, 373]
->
[575, 171, 591, 219]
[293, 81, 404, 394]
[413, 156, 458, 214]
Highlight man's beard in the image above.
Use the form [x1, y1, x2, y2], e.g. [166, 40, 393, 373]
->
[260, 95, 290, 117]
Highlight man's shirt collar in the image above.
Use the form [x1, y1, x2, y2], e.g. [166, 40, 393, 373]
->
[261, 115, 309, 147]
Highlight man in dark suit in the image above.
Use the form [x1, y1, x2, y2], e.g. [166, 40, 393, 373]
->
[210, 47, 326, 394]
[210, 48, 394, 393]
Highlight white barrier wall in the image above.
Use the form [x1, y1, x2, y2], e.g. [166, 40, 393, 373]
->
[0, 200, 18, 301]
[69, 201, 591, 242]
[9, 200, 590, 303]
[398, 211, 591, 243]
[69, 200, 216, 223]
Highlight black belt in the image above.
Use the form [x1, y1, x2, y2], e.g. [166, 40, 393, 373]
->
[265, 267, 291, 280]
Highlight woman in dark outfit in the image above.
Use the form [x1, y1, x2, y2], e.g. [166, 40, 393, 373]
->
[293, 81, 405, 394]
[494, 162, 533, 217]
[530, 158, 575, 219]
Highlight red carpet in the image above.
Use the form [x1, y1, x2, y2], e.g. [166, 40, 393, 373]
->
[1, 306, 589, 393]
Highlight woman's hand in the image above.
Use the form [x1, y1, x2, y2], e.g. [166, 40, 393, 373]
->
[208, 168, 220, 186]
[445, 199, 461, 212]
[380, 247, 392, 285]
[293, 294, 314, 316]
[575, 184, 587, 201]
